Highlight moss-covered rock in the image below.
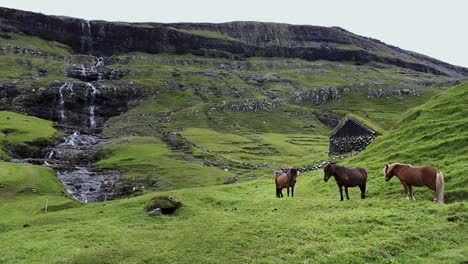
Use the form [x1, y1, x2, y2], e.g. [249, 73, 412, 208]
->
[145, 196, 182, 215]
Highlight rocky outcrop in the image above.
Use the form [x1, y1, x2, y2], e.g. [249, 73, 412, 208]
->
[215, 99, 277, 112]
[316, 112, 341, 128]
[294, 87, 342, 105]
[1, 7, 468, 77]
[367, 88, 421, 98]
[0, 81, 148, 131]
[65, 65, 125, 82]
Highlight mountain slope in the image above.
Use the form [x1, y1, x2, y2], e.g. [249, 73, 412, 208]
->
[1, 6, 468, 77]
[0, 6, 467, 193]
[346, 82, 468, 202]
[0, 84, 466, 263]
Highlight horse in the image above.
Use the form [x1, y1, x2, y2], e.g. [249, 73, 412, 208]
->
[275, 168, 298, 198]
[383, 163, 444, 203]
[323, 163, 367, 201]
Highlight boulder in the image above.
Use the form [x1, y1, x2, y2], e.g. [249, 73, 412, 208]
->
[145, 196, 182, 215]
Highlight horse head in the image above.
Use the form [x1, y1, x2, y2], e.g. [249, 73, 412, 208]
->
[288, 168, 298, 179]
[383, 164, 395, 181]
[323, 162, 334, 182]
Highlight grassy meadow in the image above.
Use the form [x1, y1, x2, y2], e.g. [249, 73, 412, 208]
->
[1, 84, 467, 263]
[0, 31, 467, 263]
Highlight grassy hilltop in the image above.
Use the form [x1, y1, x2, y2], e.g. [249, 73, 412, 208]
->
[0, 84, 466, 263]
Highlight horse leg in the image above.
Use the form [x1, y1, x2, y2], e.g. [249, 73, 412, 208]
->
[345, 186, 350, 200]
[408, 185, 415, 201]
[279, 188, 283, 198]
[359, 184, 366, 199]
[291, 186, 294, 197]
[339, 185, 344, 201]
[402, 183, 409, 200]
[276, 188, 280, 198]
[287, 187, 290, 197]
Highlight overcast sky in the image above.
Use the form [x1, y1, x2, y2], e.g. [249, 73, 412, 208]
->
[2, 0, 467, 67]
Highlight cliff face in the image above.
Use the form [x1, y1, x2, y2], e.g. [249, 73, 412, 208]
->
[1, 7, 467, 77]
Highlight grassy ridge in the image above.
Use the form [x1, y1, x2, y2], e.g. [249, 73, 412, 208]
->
[0, 111, 61, 160]
[345, 83, 468, 202]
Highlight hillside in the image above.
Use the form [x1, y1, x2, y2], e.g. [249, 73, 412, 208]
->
[0, 6, 467, 263]
[0, 84, 466, 263]
[1, 6, 467, 196]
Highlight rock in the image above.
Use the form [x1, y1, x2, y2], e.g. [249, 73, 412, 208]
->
[224, 177, 238, 184]
[316, 112, 341, 128]
[148, 208, 161, 216]
[215, 99, 277, 112]
[368, 88, 421, 99]
[145, 196, 182, 215]
[0, 81, 149, 131]
[23, 224, 30, 228]
[65, 64, 125, 82]
[294, 87, 342, 105]
[37, 67, 48, 74]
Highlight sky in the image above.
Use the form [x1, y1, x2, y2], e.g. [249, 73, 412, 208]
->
[1, 0, 467, 67]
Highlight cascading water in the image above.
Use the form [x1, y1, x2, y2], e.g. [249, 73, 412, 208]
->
[86, 82, 99, 129]
[80, 20, 93, 53]
[57, 82, 74, 120]
[44, 27, 122, 202]
[58, 83, 66, 120]
[43, 132, 121, 202]
[94, 57, 105, 67]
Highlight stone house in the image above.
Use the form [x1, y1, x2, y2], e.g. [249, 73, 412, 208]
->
[329, 116, 380, 155]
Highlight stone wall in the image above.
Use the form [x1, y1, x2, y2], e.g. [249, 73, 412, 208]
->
[329, 135, 375, 155]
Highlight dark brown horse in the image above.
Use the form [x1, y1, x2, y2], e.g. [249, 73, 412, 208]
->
[323, 163, 367, 200]
[275, 168, 298, 198]
[384, 163, 444, 203]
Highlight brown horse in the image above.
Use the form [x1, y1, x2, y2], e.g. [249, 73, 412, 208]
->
[384, 163, 444, 203]
[275, 168, 298, 198]
[323, 163, 367, 200]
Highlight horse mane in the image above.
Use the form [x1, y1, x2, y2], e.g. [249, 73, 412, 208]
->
[384, 162, 413, 174]
[324, 162, 336, 170]
[288, 168, 298, 177]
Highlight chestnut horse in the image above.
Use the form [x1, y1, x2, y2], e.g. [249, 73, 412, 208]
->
[384, 163, 444, 203]
[323, 163, 367, 200]
[275, 168, 298, 198]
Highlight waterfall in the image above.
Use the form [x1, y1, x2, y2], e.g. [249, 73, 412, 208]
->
[45, 150, 55, 159]
[58, 83, 66, 120]
[95, 57, 105, 67]
[86, 82, 99, 129]
[57, 82, 74, 120]
[89, 105, 96, 128]
[63, 131, 79, 146]
[80, 20, 93, 53]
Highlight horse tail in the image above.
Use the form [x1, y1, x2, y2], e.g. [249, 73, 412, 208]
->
[435, 171, 445, 204]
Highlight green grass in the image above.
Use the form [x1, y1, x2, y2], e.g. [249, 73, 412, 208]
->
[0, 111, 62, 160]
[345, 83, 468, 202]
[0, 171, 466, 263]
[169, 27, 241, 42]
[181, 128, 329, 167]
[96, 136, 236, 190]
[0, 161, 75, 218]
[0, 34, 466, 263]
[0, 33, 71, 55]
